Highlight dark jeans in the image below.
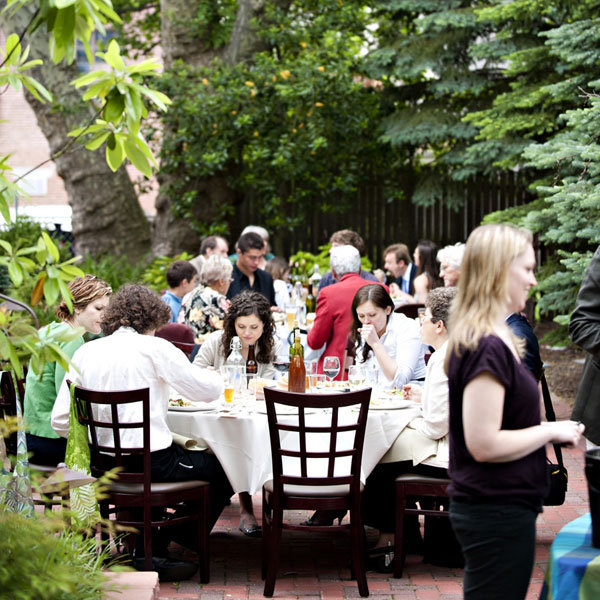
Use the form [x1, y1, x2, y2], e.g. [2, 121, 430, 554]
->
[26, 433, 67, 466]
[150, 444, 234, 530]
[450, 498, 538, 600]
[131, 444, 234, 556]
[362, 460, 447, 533]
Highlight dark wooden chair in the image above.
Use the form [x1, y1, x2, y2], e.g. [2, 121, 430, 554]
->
[394, 473, 451, 578]
[262, 387, 371, 597]
[394, 303, 425, 319]
[0, 370, 68, 506]
[0, 371, 19, 457]
[72, 384, 211, 582]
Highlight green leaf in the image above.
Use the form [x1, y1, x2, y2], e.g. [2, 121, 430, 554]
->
[100, 39, 125, 72]
[57, 278, 73, 313]
[53, 6, 76, 47]
[41, 231, 60, 263]
[4, 33, 21, 65]
[43, 275, 60, 306]
[106, 135, 125, 171]
[22, 76, 53, 103]
[7, 259, 23, 286]
[124, 137, 152, 177]
[0, 239, 12, 253]
[84, 131, 110, 151]
[102, 92, 125, 124]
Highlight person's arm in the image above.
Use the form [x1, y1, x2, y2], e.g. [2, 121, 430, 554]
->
[193, 332, 219, 369]
[51, 354, 85, 438]
[307, 291, 332, 349]
[411, 359, 448, 440]
[463, 371, 583, 462]
[157, 339, 223, 401]
[412, 274, 429, 304]
[54, 337, 84, 396]
[362, 325, 398, 382]
[570, 247, 600, 358]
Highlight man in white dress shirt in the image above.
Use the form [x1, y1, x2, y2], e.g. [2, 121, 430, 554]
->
[51, 284, 233, 577]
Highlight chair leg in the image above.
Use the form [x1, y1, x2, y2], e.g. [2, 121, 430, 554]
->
[349, 506, 369, 597]
[198, 489, 210, 583]
[261, 488, 270, 581]
[144, 504, 153, 571]
[263, 506, 283, 597]
[394, 484, 407, 578]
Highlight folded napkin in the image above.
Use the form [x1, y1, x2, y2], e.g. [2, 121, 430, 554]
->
[171, 432, 208, 452]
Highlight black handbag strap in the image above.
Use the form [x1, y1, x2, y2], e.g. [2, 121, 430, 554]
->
[541, 372, 564, 467]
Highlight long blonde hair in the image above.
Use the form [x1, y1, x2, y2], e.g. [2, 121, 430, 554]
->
[445, 224, 533, 368]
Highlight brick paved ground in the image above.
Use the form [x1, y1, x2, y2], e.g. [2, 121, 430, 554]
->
[155, 399, 589, 600]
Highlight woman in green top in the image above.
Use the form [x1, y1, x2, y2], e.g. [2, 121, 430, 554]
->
[25, 274, 111, 465]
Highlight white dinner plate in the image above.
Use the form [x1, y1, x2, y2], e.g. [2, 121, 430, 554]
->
[168, 402, 218, 412]
[369, 399, 417, 411]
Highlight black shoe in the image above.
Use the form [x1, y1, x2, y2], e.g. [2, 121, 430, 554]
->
[132, 554, 198, 582]
[366, 546, 395, 574]
[303, 509, 346, 526]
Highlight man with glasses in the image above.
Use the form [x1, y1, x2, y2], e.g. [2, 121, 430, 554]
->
[227, 232, 276, 306]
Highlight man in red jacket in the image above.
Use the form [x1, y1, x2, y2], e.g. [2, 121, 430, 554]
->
[307, 245, 387, 380]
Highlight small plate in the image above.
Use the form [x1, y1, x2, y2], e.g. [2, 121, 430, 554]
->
[168, 401, 218, 412]
[369, 399, 417, 411]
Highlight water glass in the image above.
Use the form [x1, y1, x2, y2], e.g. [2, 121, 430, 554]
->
[348, 365, 366, 391]
[244, 374, 257, 412]
[221, 365, 244, 404]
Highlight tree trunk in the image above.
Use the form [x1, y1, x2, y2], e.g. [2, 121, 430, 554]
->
[0, 6, 152, 263]
[152, 0, 292, 256]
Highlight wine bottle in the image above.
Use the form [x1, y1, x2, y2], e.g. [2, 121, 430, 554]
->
[288, 321, 306, 393]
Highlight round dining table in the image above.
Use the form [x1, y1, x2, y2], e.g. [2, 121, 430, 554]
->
[166, 397, 421, 495]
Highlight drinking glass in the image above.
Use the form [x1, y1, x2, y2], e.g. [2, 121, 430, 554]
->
[306, 360, 319, 390]
[285, 304, 297, 331]
[348, 365, 366, 391]
[323, 356, 340, 384]
[221, 365, 243, 404]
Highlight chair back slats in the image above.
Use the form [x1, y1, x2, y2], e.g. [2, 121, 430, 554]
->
[0, 371, 19, 456]
[264, 387, 370, 494]
[71, 384, 151, 487]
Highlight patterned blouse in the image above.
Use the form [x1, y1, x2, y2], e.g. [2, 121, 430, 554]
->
[181, 285, 229, 344]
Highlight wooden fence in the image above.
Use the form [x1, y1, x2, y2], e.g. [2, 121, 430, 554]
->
[233, 170, 532, 267]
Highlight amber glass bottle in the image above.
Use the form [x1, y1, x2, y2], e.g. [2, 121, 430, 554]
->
[246, 344, 258, 376]
[288, 321, 306, 393]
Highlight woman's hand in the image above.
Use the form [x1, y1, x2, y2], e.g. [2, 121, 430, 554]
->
[403, 384, 422, 403]
[359, 324, 380, 348]
[542, 420, 585, 448]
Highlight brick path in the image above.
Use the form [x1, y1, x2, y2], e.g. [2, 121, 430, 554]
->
[155, 398, 588, 599]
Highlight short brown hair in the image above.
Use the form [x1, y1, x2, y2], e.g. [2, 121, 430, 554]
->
[166, 260, 197, 288]
[384, 243, 411, 265]
[55, 275, 111, 321]
[330, 229, 365, 256]
[101, 284, 171, 335]
[426, 286, 457, 328]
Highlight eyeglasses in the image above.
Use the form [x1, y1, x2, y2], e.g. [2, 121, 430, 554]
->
[419, 313, 437, 324]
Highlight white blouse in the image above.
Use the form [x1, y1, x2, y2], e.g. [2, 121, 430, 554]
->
[356, 312, 427, 389]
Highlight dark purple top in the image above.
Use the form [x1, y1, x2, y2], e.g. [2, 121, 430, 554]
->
[447, 335, 547, 512]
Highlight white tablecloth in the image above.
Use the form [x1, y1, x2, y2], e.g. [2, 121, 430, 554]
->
[167, 404, 420, 494]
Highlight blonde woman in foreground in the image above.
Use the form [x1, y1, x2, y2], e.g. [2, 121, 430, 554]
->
[445, 224, 584, 600]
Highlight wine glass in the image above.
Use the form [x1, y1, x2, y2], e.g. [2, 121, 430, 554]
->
[323, 356, 340, 384]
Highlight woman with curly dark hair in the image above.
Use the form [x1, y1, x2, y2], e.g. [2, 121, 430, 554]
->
[194, 290, 282, 537]
[194, 290, 280, 377]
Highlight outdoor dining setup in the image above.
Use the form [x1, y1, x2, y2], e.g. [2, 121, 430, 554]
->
[0, 224, 595, 600]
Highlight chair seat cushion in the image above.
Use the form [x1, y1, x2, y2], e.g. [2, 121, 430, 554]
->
[109, 479, 209, 494]
[264, 480, 363, 497]
[395, 473, 451, 486]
